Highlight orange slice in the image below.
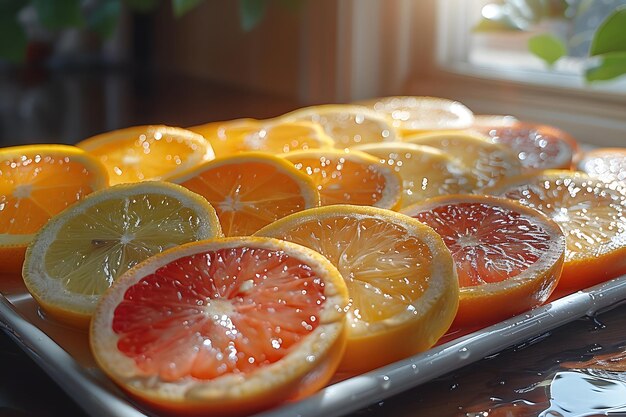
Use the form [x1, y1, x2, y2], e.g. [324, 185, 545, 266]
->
[280, 104, 398, 148]
[90, 237, 349, 416]
[357, 96, 474, 136]
[281, 149, 402, 209]
[402, 195, 565, 328]
[405, 131, 522, 189]
[22, 182, 222, 328]
[353, 142, 478, 208]
[168, 153, 320, 237]
[485, 170, 626, 293]
[577, 147, 626, 184]
[77, 125, 214, 185]
[190, 119, 334, 158]
[255, 205, 459, 373]
[474, 122, 579, 172]
[0, 144, 108, 272]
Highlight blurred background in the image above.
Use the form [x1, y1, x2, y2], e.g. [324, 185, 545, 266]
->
[1, 0, 625, 147]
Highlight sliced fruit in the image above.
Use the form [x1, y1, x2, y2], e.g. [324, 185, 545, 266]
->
[280, 104, 398, 148]
[90, 237, 348, 416]
[168, 153, 320, 237]
[357, 96, 474, 136]
[405, 131, 522, 189]
[190, 119, 334, 158]
[577, 147, 626, 184]
[474, 122, 579, 172]
[77, 125, 214, 185]
[22, 181, 222, 328]
[471, 114, 519, 128]
[281, 149, 402, 209]
[353, 142, 478, 208]
[255, 205, 459, 373]
[402, 195, 565, 328]
[0, 144, 108, 272]
[485, 170, 626, 293]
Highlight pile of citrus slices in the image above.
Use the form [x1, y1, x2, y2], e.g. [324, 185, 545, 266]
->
[2, 96, 626, 416]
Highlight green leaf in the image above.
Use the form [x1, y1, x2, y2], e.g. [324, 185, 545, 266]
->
[88, 0, 121, 38]
[585, 52, 626, 82]
[172, 0, 204, 17]
[34, 0, 83, 29]
[238, 0, 269, 31]
[590, 6, 626, 56]
[528, 33, 567, 66]
[126, 0, 160, 13]
[0, 14, 27, 63]
[473, 16, 526, 32]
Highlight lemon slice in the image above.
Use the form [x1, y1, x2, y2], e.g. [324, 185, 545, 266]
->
[354, 142, 478, 208]
[280, 104, 398, 148]
[22, 181, 223, 327]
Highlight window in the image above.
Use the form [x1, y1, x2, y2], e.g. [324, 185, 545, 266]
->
[436, 0, 626, 93]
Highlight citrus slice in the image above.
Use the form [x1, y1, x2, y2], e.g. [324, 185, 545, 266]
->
[22, 181, 222, 328]
[255, 205, 459, 373]
[471, 114, 519, 129]
[280, 104, 398, 148]
[475, 122, 579, 172]
[90, 237, 348, 416]
[353, 142, 478, 208]
[281, 149, 402, 209]
[357, 96, 474, 135]
[0, 144, 108, 273]
[485, 170, 626, 293]
[577, 147, 626, 184]
[405, 131, 522, 189]
[190, 119, 334, 158]
[77, 125, 214, 185]
[401, 195, 565, 328]
[168, 153, 320, 237]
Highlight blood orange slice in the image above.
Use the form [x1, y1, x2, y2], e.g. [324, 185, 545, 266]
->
[402, 195, 565, 328]
[475, 122, 579, 172]
[90, 237, 349, 416]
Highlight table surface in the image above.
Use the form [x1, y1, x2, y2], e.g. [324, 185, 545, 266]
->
[2, 68, 626, 417]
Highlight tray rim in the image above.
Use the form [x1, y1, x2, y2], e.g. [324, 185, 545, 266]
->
[2, 275, 626, 417]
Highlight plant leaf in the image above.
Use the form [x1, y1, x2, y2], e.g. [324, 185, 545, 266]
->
[0, 13, 26, 63]
[34, 0, 83, 29]
[590, 5, 626, 56]
[88, 0, 121, 38]
[172, 0, 204, 18]
[585, 52, 626, 82]
[528, 33, 567, 66]
[238, 0, 269, 32]
[126, 0, 160, 13]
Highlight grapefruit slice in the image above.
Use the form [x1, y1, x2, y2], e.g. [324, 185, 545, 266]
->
[90, 237, 349, 416]
[402, 195, 565, 328]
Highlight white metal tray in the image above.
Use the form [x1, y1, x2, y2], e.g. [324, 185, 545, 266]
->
[2, 273, 626, 417]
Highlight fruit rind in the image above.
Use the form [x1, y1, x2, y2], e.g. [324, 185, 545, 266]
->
[90, 236, 349, 416]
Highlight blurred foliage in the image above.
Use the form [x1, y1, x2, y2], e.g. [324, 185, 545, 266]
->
[475, 1, 626, 82]
[0, 0, 304, 64]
